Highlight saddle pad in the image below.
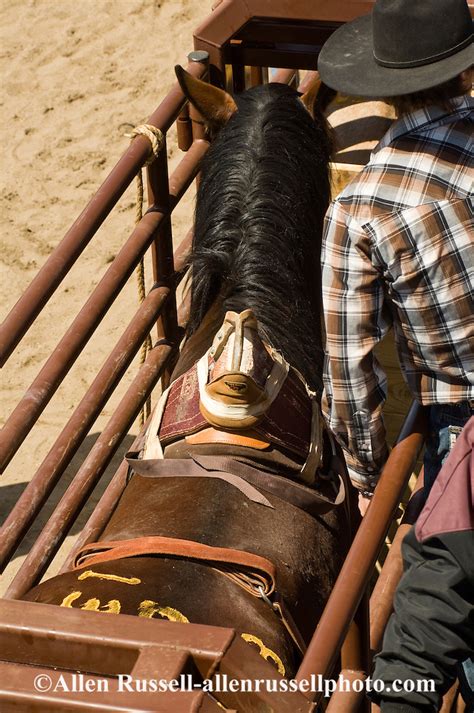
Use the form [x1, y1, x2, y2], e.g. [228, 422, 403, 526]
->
[158, 364, 312, 458]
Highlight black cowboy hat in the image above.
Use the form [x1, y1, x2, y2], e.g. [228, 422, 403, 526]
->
[318, 0, 473, 97]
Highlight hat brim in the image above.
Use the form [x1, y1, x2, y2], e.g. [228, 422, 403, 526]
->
[318, 14, 473, 98]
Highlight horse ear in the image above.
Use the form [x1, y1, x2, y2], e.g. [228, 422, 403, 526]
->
[175, 65, 237, 129]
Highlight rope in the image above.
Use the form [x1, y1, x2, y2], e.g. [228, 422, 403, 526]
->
[125, 124, 165, 425]
[125, 124, 164, 165]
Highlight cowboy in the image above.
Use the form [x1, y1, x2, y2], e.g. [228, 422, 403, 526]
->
[317, 0, 473, 508]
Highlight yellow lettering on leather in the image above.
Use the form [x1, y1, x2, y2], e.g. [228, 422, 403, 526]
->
[60, 591, 82, 608]
[138, 599, 189, 623]
[59, 590, 120, 614]
[241, 633, 285, 676]
[80, 598, 121, 614]
[77, 569, 141, 585]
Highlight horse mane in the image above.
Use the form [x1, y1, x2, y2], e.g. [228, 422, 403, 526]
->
[186, 82, 332, 392]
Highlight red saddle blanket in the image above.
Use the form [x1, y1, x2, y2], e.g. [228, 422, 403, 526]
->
[158, 363, 312, 460]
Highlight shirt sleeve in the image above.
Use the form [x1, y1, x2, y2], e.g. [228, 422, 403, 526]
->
[321, 199, 391, 489]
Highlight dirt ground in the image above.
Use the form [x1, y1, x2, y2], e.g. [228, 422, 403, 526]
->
[0, 0, 211, 594]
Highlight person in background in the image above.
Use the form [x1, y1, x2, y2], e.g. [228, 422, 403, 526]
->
[370, 417, 474, 712]
[317, 0, 473, 510]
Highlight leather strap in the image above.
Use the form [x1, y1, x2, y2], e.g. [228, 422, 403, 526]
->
[185, 426, 271, 450]
[126, 454, 345, 516]
[73, 535, 308, 656]
[194, 455, 346, 515]
[74, 536, 276, 598]
[273, 594, 307, 655]
[126, 456, 274, 508]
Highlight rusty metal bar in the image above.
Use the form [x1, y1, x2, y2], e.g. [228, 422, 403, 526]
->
[269, 68, 296, 85]
[338, 589, 371, 713]
[174, 227, 193, 276]
[177, 104, 193, 151]
[4, 342, 175, 600]
[178, 283, 192, 331]
[188, 51, 209, 143]
[341, 589, 370, 670]
[0, 60, 207, 367]
[58, 459, 130, 574]
[58, 232, 194, 574]
[341, 621, 363, 673]
[296, 401, 427, 703]
[326, 669, 368, 712]
[0, 597, 315, 711]
[0, 597, 236, 688]
[0, 286, 170, 571]
[148, 140, 179, 388]
[149, 141, 175, 318]
[59, 249, 193, 575]
[328, 475, 426, 712]
[0, 139, 208, 474]
[298, 70, 320, 93]
[369, 471, 425, 657]
[192, 0, 376, 71]
[250, 65, 263, 86]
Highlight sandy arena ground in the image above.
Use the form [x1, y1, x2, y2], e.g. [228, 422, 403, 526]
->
[0, 0, 211, 594]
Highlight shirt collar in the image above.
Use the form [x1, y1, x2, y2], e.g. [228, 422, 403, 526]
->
[375, 95, 474, 152]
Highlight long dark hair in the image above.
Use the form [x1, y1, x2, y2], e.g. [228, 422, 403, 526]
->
[187, 82, 332, 392]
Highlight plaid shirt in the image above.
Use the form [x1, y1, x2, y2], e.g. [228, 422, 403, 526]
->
[322, 96, 474, 489]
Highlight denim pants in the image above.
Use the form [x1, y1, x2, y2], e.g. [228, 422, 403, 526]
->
[459, 657, 474, 712]
[423, 401, 473, 496]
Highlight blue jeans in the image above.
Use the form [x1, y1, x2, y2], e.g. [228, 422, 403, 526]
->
[459, 657, 474, 711]
[423, 401, 473, 496]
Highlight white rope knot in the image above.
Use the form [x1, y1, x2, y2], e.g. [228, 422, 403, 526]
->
[126, 124, 164, 166]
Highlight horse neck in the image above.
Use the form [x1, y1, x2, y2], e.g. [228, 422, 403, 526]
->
[185, 94, 329, 391]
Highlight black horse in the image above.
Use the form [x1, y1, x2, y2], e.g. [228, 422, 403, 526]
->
[23, 70, 351, 683]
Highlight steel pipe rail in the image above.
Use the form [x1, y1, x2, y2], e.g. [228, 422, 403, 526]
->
[325, 669, 368, 712]
[296, 401, 427, 703]
[55, 239, 195, 575]
[324, 478, 426, 712]
[0, 139, 209, 474]
[271, 68, 297, 85]
[0, 59, 208, 366]
[148, 142, 179, 386]
[58, 458, 131, 575]
[4, 341, 175, 600]
[58, 410, 157, 575]
[173, 228, 193, 278]
[369, 472, 425, 657]
[0, 286, 170, 571]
